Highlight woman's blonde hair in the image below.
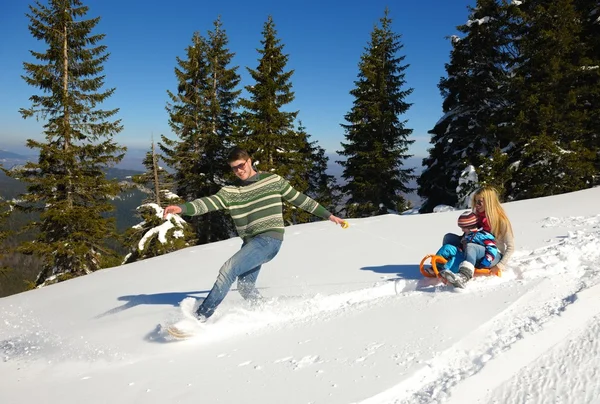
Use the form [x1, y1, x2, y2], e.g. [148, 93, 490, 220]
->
[472, 186, 513, 239]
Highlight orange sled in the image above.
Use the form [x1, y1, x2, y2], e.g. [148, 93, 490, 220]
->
[419, 254, 502, 279]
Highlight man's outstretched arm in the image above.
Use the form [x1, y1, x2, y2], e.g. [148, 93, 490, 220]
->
[163, 191, 228, 219]
[279, 178, 346, 227]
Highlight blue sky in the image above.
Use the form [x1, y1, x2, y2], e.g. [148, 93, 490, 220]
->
[0, 0, 475, 160]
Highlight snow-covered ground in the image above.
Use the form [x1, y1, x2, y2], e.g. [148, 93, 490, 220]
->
[2, 187, 600, 404]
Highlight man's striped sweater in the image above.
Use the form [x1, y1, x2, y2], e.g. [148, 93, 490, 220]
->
[179, 172, 333, 241]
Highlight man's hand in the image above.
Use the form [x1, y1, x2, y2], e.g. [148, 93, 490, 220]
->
[163, 205, 182, 219]
[329, 215, 347, 228]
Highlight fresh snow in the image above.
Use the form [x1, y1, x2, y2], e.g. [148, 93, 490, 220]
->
[2, 187, 600, 404]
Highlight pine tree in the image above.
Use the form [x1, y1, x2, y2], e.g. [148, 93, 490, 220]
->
[281, 122, 339, 224]
[279, 124, 311, 225]
[161, 18, 240, 244]
[337, 9, 414, 217]
[8, 0, 125, 286]
[237, 16, 325, 224]
[505, 0, 597, 199]
[122, 139, 194, 264]
[298, 123, 340, 216]
[574, 0, 600, 182]
[237, 16, 300, 172]
[418, 0, 513, 212]
[0, 196, 11, 278]
[122, 203, 194, 265]
[132, 140, 177, 205]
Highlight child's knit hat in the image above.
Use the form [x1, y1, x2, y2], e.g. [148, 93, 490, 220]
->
[457, 211, 478, 229]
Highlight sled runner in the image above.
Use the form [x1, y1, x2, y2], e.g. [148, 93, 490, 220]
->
[419, 254, 502, 279]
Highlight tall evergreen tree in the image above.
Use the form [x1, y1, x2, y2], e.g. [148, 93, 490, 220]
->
[161, 18, 240, 244]
[238, 16, 324, 224]
[505, 0, 597, 199]
[337, 9, 414, 217]
[8, 0, 125, 286]
[417, 0, 513, 212]
[574, 0, 600, 181]
[279, 124, 311, 225]
[299, 124, 340, 216]
[237, 16, 300, 171]
[281, 122, 339, 224]
[0, 196, 11, 277]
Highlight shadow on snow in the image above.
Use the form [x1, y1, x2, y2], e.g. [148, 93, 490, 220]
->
[95, 290, 210, 318]
[360, 264, 423, 280]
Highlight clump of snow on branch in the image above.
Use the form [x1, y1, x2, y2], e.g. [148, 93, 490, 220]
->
[135, 203, 186, 251]
[161, 190, 180, 201]
[433, 204, 456, 213]
[467, 16, 492, 26]
[456, 165, 479, 209]
[122, 198, 193, 265]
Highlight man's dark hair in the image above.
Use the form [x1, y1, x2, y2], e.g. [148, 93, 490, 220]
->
[228, 146, 250, 162]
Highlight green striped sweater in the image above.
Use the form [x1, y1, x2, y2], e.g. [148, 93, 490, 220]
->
[180, 172, 332, 241]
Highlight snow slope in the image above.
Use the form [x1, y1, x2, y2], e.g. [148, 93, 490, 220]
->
[2, 187, 600, 404]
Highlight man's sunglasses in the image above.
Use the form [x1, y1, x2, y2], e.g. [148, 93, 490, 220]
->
[230, 160, 248, 171]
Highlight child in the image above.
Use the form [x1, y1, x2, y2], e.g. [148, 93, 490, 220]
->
[434, 211, 499, 288]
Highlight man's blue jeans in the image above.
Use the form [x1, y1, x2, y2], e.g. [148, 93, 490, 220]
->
[441, 233, 501, 272]
[196, 235, 282, 319]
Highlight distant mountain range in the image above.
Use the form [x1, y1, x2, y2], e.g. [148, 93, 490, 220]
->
[0, 158, 147, 232]
[0, 150, 28, 159]
[0, 148, 151, 172]
[0, 150, 35, 169]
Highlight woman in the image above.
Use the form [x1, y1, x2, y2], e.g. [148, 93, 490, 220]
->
[441, 186, 514, 287]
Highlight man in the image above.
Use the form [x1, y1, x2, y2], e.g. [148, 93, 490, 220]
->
[163, 146, 346, 321]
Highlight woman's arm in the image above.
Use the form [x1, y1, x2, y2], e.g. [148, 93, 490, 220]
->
[495, 230, 515, 271]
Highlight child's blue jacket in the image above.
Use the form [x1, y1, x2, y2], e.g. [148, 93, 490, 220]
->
[436, 230, 499, 273]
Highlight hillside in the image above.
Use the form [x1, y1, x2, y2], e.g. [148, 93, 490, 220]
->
[1, 187, 599, 403]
